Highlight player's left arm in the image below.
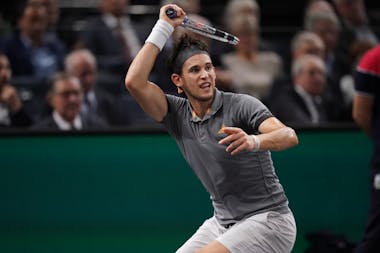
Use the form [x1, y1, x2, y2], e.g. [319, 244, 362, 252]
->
[256, 116, 298, 151]
[219, 117, 298, 155]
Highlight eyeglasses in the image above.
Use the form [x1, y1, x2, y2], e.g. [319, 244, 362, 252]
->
[55, 90, 82, 98]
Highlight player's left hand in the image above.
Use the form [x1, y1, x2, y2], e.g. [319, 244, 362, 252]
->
[218, 127, 256, 155]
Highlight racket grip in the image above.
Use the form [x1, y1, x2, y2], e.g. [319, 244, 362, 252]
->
[166, 8, 178, 19]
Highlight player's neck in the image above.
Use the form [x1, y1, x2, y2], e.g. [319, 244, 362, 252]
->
[189, 99, 212, 119]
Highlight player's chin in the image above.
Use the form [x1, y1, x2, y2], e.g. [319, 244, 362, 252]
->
[197, 92, 213, 101]
[200, 87, 214, 97]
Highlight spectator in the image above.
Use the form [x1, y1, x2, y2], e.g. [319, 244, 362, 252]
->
[32, 72, 107, 131]
[223, 0, 260, 27]
[304, 0, 335, 19]
[271, 31, 325, 99]
[80, 0, 141, 75]
[305, 11, 354, 121]
[2, 1, 66, 121]
[216, 0, 264, 55]
[0, 52, 32, 128]
[65, 49, 129, 126]
[28, 0, 59, 30]
[291, 31, 325, 60]
[222, 14, 283, 101]
[3, 2, 65, 80]
[333, 0, 378, 69]
[270, 54, 328, 126]
[305, 11, 342, 76]
[352, 44, 380, 253]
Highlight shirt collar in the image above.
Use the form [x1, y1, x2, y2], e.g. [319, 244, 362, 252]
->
[189, 88, 223, 123]
[53, 111, 82, 130]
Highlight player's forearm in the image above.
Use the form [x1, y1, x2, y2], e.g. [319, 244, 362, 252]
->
[352, 95, 374, 138]
[353, 113, 373, 137]
[258, 127, 298, 151]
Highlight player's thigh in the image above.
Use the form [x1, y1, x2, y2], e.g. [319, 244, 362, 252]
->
[176, 216, 222, 253]
[216, 211, 296, 253]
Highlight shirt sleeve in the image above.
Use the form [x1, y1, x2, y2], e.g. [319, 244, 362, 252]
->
[234, 94, 273, 134]
[161, 94, 186, 138]
[355, 46, 380, 96]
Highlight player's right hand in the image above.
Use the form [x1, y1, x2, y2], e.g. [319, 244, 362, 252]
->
[159, 4, 185, 29]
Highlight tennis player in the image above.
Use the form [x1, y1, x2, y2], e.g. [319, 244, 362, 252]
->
[125, 4, 298, 253]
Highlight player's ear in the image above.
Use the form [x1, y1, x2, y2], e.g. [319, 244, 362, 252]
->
[171, 73, 182, 87]
[171, 73, 184, 94]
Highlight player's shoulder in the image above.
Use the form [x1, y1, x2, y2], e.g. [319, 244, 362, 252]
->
[165, 93, 188, 111]
[224, 91, 261, 104]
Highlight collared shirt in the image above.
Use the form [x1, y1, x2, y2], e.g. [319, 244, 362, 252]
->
[20, 34, 59, 79]
[0, 103, 10, 126]
[53, 111, 82, 130]
[162, 89, 289, 226]
[102, 14, 141, 57]
[295, 85, 320, 124]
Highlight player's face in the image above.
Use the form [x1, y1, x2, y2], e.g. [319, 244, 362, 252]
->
[180, 54, 216, 102]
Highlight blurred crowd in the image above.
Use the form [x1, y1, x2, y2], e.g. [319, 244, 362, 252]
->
[0, 0, 378, 131]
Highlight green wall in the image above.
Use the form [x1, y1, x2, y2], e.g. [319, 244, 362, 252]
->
[0, 130, 372, 252]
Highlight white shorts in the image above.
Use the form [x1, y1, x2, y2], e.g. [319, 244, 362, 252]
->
[176, 211, 296, 253]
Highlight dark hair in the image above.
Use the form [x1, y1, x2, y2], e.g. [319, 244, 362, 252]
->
[167, 34, 209, 75]
[48, 72, 79, 93]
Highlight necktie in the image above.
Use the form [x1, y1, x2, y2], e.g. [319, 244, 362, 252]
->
[70, 123, 78, 131]
[114, 19, 132, 63]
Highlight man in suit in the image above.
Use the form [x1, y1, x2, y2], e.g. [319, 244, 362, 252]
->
[269, 54, 328, 126]
[3, 1, 65, 79]
[80, 0, 141, 75]
[64, 49, 130, 126]
[2, 1, 66, 121]
[32, 72, 106, 131]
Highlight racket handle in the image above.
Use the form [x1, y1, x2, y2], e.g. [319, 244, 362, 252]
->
[165, 8, 178, 19]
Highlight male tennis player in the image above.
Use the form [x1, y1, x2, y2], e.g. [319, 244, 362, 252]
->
[125, 4, 298, 253]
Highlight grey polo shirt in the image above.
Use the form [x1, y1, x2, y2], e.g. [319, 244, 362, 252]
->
[162, 89, 289, 225]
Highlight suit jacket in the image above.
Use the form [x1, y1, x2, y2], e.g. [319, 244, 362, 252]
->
[3, 30, 66, 78]
[91, 87, 131, 126]
[0, 106, 33, 129]
[31, 113, 107, 131]
[269, 86, 328, 126]
[81, 16, 133, 73]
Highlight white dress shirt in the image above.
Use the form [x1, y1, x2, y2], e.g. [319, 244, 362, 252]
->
[53, 111, 82, 130]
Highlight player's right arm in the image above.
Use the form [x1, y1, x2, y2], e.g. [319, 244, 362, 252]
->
[125, 4, 185, 122]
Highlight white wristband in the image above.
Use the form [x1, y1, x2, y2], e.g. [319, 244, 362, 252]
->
[251, 135, 260, 152]
[145, 19, 174, 51]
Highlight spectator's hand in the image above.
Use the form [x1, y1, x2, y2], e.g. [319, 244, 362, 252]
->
[218, 127, 256, 155]
[159, 4, 185, 29]
[0, 85, 22, 113]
